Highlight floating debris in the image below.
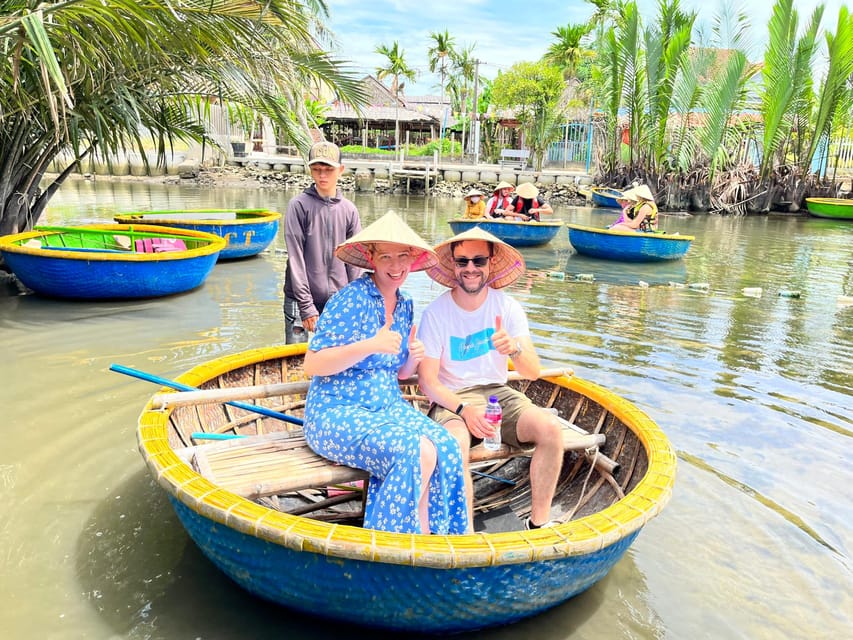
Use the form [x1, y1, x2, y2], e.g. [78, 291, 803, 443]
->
[688, 283, 710, 291]
[668, 281, 685, 288]
[575, 273, 595, 282]
[546, 271, 566, 280]
[742, 287, 763, 297]
[638, 280, 650, 288]
[778, 290, 801, 298]
[837, 295, 853, 307]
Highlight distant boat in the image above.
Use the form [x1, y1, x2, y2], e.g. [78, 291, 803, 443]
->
[590, 187, 625, 209]
[0, 224, 225, 299]
[113, 209, 281, 259]
[134, 343, 676, 633]
[448, 218, 563, 247]
[804, 198, 853, 220]
[567, 224, 693, 262]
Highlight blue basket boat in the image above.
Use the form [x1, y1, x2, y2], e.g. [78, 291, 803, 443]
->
[590, 187, 625, 208]
[0, 224, 225, 299]
[447, 218, 563, 247]
[567, 224, 693, 262]
[135, 344, 676, 633]
[113, 209, 281, 260]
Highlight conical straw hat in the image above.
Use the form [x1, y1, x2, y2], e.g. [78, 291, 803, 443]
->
[493, 181, 514, 192]
[515, 182, 539, 199]
[334, 211, 437, 272]
[631, 184, 655, 201]
[427, 226, 525, 289]
[618, 188, 639, 202]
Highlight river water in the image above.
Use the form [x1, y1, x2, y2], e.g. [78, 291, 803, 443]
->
[1, 177, 850, 639]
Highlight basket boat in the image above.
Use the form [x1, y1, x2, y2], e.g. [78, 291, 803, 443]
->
[0, 224, 225, 299]
[590, 187, 625, 209]
[113, 209, 281, 259]
[803, 197, 853, 220]
[447, 218, 564, 247]
[135, 344, 675, 633]
[567, 223, 693, 262]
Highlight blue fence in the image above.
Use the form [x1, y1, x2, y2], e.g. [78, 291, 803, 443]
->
[547, 122, 592, 171]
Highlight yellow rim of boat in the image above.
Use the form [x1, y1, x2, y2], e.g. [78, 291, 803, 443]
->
[137, 344, 677, 568]
[114, 209, 282, 226]
[450, 218, 564, 227]
[0, 224, 226, 260]
[567, 223, 695, 241]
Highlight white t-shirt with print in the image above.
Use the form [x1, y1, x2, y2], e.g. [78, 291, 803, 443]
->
[419, 287, 530, 391]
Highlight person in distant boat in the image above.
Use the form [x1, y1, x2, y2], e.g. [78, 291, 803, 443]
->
[607, 188, 640, 228]
[507, 182, 553, 221]
[461, 189, 487, 219]
[303, 212, 469, 536]
[608, 184, 658, 232]
[417, 227, 565, 531]
[485, 181, 515, 218]
[283, 141, 362, 344]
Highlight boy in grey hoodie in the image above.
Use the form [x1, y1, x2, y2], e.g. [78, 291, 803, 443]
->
[283, 141, 362, 343]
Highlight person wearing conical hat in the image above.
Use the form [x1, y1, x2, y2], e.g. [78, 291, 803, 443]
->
[607, 186, 639, 229]
[485, 181, 514, 218]
[303, 211, 469, 536]
[416, 226, 564, 531]
[609, 183, 658, 232]
[461, 188, 487, 219]
[507, 181, 554, 222]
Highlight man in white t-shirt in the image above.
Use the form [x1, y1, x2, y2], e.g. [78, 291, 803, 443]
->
[417, 227, 565, 531]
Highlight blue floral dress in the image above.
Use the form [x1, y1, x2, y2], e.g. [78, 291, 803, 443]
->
[304, 274, 469, 534]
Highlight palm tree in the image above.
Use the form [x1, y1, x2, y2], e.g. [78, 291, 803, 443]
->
[0, 0, 367, 237]
[544, 24, 594, 80]
[448, 44, 477, 155]
[428, 29, 456, 159]
[375, 41, 417, 159]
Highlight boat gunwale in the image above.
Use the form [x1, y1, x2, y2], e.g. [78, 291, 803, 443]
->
[137, 344, 676, 569]
[447, 218, 564, 228]
[567, 223, 695, 242]
[0, 224, 226, 261]
[113, 209, 282, 227]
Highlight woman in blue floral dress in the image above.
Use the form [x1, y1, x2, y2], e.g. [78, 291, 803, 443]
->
[303, 212, 469, 535]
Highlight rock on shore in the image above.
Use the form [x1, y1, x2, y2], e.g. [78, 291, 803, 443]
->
[175, 164, 591, 207]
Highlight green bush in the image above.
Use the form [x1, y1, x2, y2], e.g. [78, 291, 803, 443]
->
[340, 140, 462, 157]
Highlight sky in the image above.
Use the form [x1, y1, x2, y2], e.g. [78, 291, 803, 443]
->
[323, 0, 847, 96]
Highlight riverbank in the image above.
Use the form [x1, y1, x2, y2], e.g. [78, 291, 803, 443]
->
[167, 163, 594, 207]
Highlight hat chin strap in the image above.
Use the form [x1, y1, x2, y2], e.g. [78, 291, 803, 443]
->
[411, 250, 430, 270]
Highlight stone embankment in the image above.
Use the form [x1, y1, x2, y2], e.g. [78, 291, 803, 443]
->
[186, 163, 592, 207]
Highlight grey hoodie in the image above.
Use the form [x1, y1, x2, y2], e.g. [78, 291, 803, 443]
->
[283, 185, 362, 320]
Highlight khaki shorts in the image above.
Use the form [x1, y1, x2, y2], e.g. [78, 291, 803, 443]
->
[428, 384, 534, 448]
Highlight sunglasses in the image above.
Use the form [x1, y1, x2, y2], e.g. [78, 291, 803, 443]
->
[453, 256, 490, 268]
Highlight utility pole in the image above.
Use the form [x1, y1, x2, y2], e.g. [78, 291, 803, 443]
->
[472, 59, 481, 164]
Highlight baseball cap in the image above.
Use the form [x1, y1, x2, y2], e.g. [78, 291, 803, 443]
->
[307, 141, 342, 168]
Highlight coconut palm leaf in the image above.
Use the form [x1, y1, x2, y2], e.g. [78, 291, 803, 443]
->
[807, 7, 853, 167]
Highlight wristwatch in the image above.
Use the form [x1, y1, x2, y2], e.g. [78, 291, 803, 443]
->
[508, 341, 523, 359]
[454, 402, 468, 416]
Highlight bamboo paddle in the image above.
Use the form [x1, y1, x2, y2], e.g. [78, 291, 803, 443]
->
[109, 363, 304, 426]
[149, 367, 574, 409]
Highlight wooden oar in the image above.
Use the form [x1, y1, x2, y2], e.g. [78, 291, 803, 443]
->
[149, 366, 573, 409]
[109, 363, 304, 426]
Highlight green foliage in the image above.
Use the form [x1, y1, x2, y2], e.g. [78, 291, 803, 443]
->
[492, 61, 566, 170]
[0, 0, 368, 235]
[340, 140, 462, 156]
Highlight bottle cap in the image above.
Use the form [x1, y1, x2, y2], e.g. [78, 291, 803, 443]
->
[489, 395, 498, 403]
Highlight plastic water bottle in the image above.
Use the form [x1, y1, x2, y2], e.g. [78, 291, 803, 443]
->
[483, 395, 502, 451]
